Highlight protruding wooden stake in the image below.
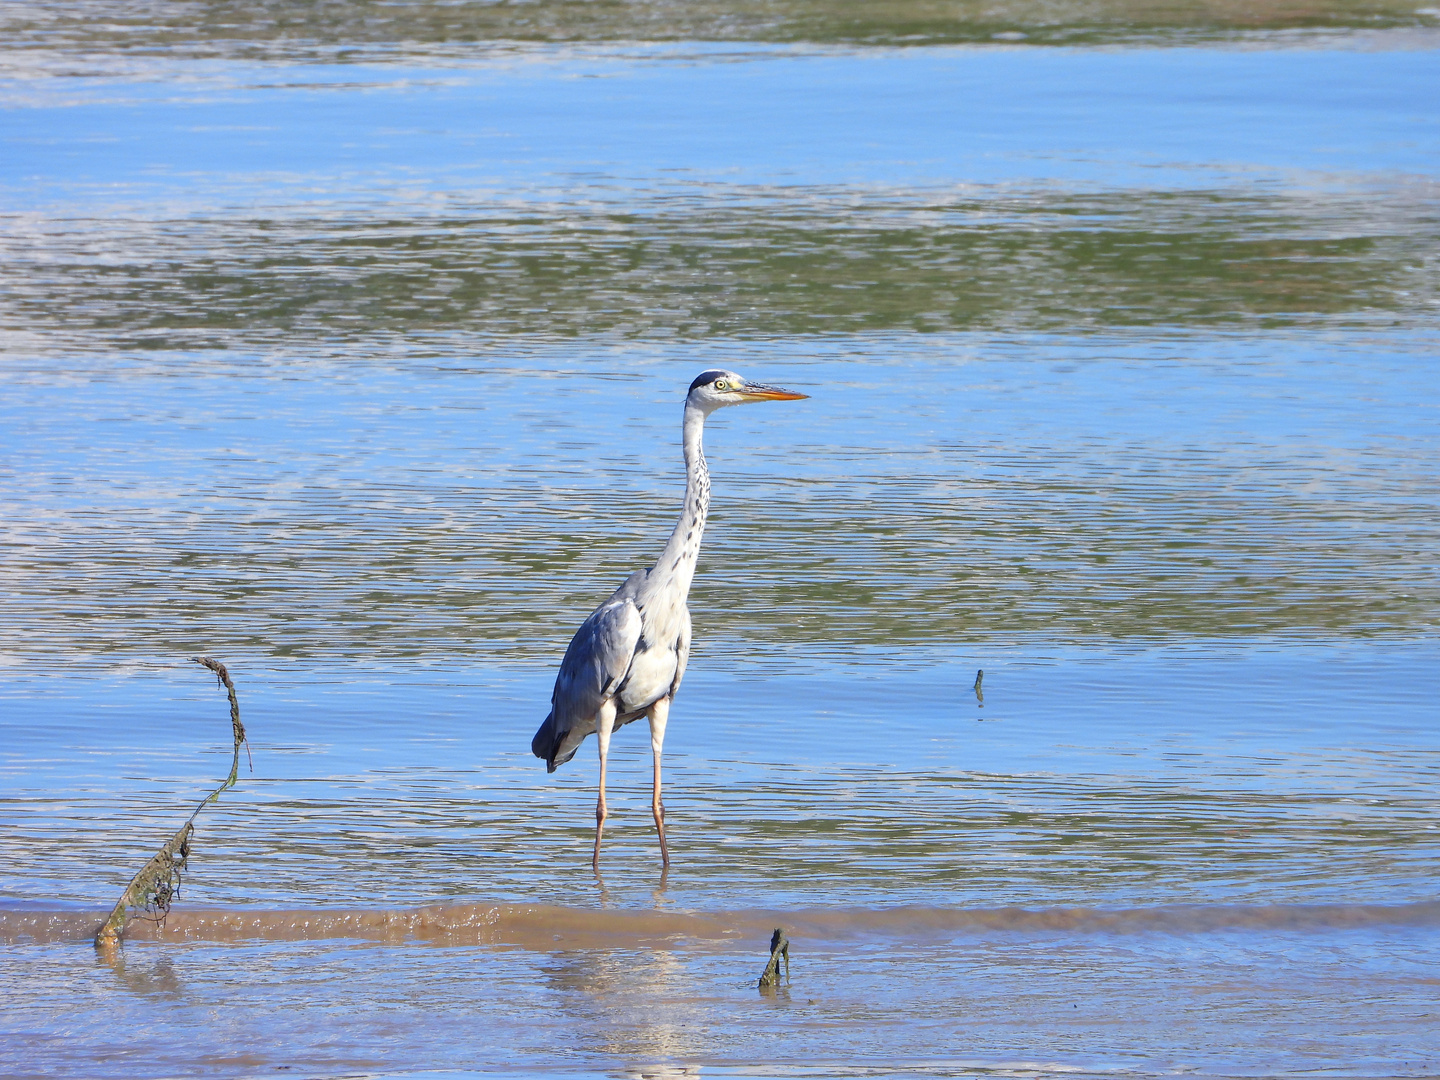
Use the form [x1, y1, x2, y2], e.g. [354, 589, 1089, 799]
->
[758, 927, 790, 991]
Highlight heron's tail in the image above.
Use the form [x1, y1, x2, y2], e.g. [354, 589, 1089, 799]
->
[531, 711, 564, 773]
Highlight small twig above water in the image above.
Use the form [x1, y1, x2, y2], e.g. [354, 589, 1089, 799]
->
[94, 657, 252, 950]
[191, 656, 252, 784]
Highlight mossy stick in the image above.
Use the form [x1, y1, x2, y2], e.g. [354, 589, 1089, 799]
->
[94, 657, 251, 949]
[191, 656, 250, 790]
[758, 927, 790, 990]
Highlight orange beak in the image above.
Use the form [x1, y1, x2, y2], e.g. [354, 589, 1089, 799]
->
[737, 382, 809, 402]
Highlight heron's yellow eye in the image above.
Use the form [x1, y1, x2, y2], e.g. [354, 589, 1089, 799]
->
[715, 379, 730, 391]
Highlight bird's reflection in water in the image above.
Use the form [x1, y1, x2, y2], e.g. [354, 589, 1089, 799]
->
[590, 866, 671, 908]
[592, 869, 612, 906]
[538, 945, 699, 1064]
[95, 946, 184, 1000]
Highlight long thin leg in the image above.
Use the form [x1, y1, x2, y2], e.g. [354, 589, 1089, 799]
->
[646, 696, 671, 868]
[593, 699, 617, 873]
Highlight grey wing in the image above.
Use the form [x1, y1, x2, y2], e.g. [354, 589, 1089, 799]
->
[539, 594, 643, 768]
[669, 606, 692, 699]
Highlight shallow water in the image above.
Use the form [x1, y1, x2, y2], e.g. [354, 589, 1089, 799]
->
[2, 8, 1439, 1079]
[5, 651, 1440, 913]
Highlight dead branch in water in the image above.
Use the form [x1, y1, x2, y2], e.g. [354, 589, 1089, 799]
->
[191, 656, 252, 787]
[758, 927, 790, 991]
[94, 657, 252, 950]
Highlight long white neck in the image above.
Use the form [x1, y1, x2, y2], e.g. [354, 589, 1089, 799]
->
[645, 402, 710, 605]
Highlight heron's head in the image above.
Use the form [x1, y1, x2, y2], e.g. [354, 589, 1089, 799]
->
[685, 369, 808, 414]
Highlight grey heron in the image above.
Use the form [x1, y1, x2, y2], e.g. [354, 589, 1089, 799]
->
[531, 369, 808, 870]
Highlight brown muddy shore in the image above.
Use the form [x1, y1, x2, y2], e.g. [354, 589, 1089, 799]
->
[6, 900, 1439, 949]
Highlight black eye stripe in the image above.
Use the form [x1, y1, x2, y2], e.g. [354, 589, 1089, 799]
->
[688, 368, 731, 393]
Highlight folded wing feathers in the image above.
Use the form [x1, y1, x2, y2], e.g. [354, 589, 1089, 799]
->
[532, 579, 645, 770]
